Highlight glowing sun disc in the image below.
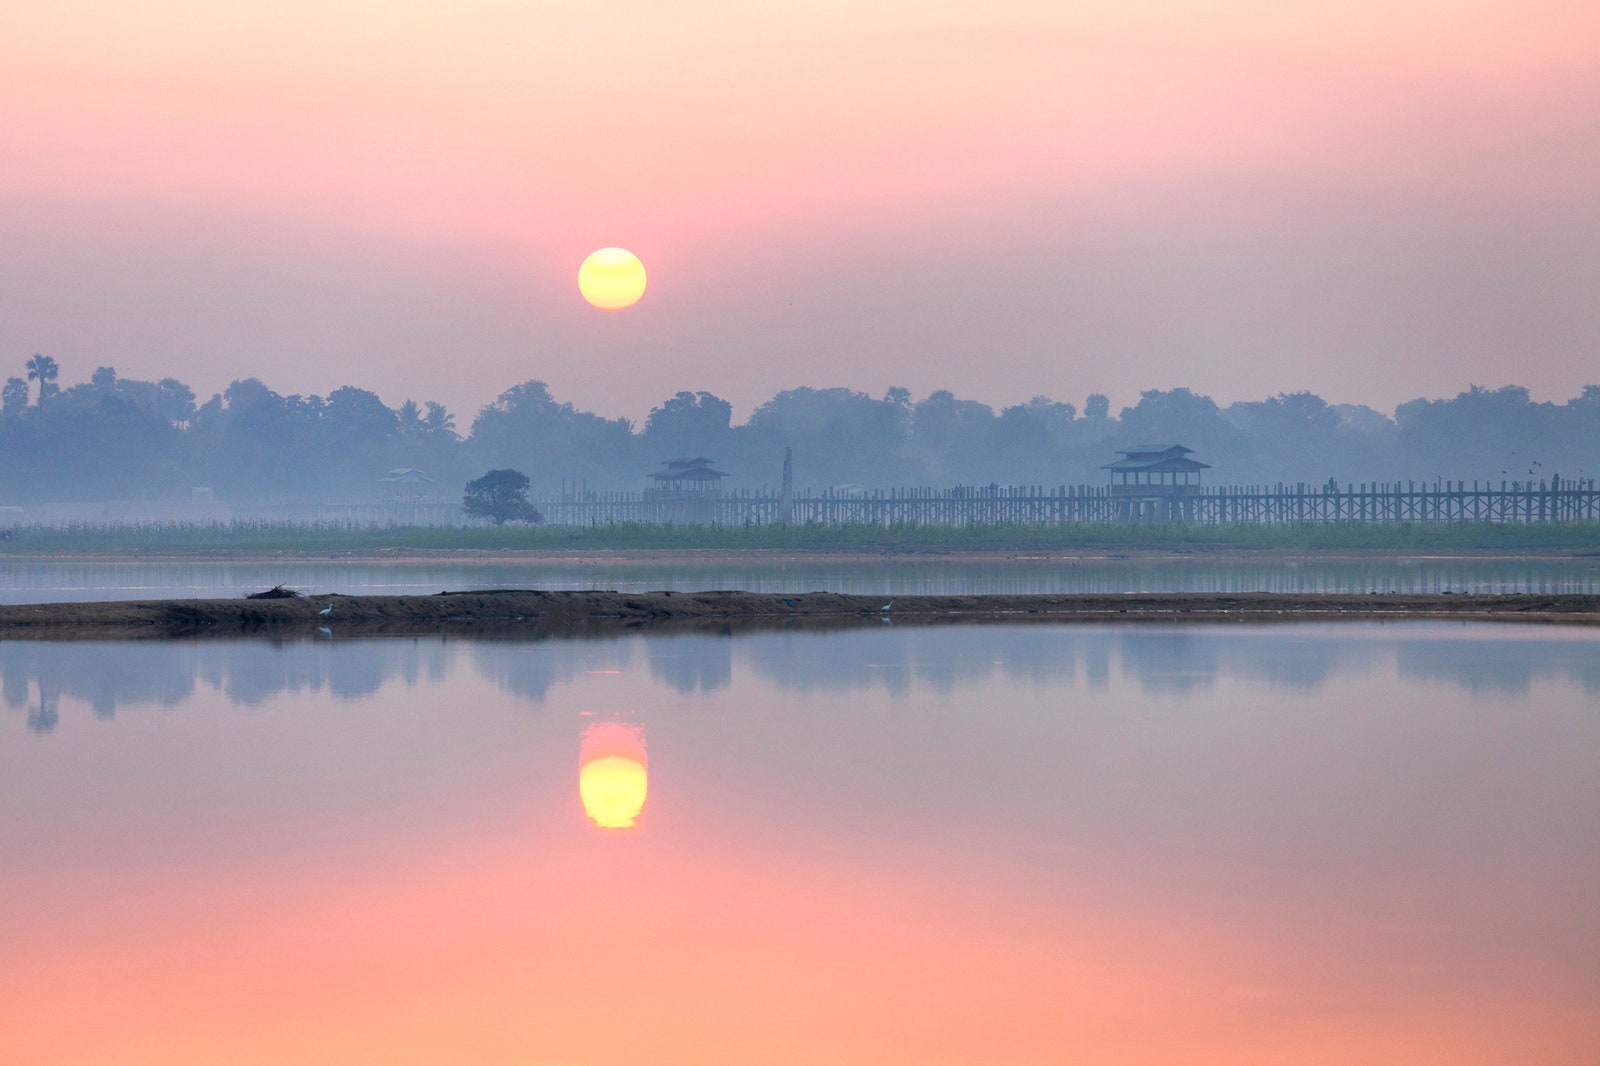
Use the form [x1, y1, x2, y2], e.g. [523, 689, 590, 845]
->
[578, 247, 647, 310]
[579, 755, 649, 829]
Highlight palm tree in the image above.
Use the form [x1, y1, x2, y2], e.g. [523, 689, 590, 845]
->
[424, 401, 456, 440]
[397, 399, 424, 439]
[25, 354, 59, 404]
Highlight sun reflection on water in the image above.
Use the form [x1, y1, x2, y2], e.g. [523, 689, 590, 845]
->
[578, 719, 648, 830]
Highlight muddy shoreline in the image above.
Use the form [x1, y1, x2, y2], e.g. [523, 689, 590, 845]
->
[0, 590, 1596, 640]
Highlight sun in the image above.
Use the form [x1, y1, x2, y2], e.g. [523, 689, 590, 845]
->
[578, 247, 647, 311]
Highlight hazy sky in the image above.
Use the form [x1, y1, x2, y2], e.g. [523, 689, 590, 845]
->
[2, 1, 1596, 423]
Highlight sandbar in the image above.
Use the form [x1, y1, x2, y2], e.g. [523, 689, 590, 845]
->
[0, 589, 1595, 640]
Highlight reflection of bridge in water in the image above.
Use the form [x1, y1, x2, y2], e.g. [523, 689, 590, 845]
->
[535, 479, 1600, 526]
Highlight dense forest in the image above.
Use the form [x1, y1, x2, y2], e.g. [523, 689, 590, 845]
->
[1, 353, 1596, 504]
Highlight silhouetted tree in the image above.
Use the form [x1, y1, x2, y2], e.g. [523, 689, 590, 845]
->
[469, 380, 634, 493]
[463, 468, 542, 525]
[1, 378, 26, 416]
[25, 354, 59, 404]
[911, 390, 996, 483]
[324, 386, 397, 443]
[397, 399, 424, 439]
[644, 390, 733, 459]
[154, 378, 197, 426]
[1116, 388, 1251, 476]
[424, 401, 456, 440]
[991, 396, 1077, 481]
[1223, 391, 1351, 481]
[747, 387, 913, 487]
[1393, 385, 1578, 481]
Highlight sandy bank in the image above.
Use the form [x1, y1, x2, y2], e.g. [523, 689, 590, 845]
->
[0, 590, 1595, 640]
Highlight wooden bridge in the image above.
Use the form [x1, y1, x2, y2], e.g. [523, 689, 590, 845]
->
[533, 478, 1600, 527]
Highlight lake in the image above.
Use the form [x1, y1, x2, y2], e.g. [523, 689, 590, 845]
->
[2, 621, 1596, 1064]
[2, 552, 1598, 603]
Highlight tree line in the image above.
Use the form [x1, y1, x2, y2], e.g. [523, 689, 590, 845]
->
[1, 354, 1596, 503]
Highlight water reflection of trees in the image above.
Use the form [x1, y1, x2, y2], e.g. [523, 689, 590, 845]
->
[2, 643, 198, 732]
[1, 638, 452, 732]
[6, 626, 1595, 735]
[737, 626, 1600, 699]
[1395, 638, 1600, 696]
[646, 632, 733, 694]
[469, 639, 635, 701]
[466, 632, 734, 700]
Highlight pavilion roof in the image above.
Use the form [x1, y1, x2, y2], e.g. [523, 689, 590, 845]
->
[1102, 455, 1210, 473]
[649, 457, 728, 481]
[379, 468, 433, 483]
[1101, 444, 1209, 472]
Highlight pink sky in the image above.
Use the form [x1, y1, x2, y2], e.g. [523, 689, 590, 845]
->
[1, 1, 1596, 422]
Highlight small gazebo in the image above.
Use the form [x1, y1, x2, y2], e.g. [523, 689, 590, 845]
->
[1102, 445, 1209, 521]
[647, 457, 728, 500]
[379, 467, 434, 497]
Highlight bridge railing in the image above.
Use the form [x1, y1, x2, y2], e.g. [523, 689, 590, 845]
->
[527, 479, 1600, 526]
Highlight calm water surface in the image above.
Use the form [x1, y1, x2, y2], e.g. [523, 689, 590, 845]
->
[3, 554, 1599, 602]
[2, 623, 1597, 1064]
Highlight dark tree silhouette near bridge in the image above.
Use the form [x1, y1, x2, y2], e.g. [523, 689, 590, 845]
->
[462, 468, 543, 525]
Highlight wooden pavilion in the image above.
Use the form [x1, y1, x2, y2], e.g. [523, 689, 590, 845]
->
[1102, 444, 1210, 521]
[647, 457, 729, 499]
